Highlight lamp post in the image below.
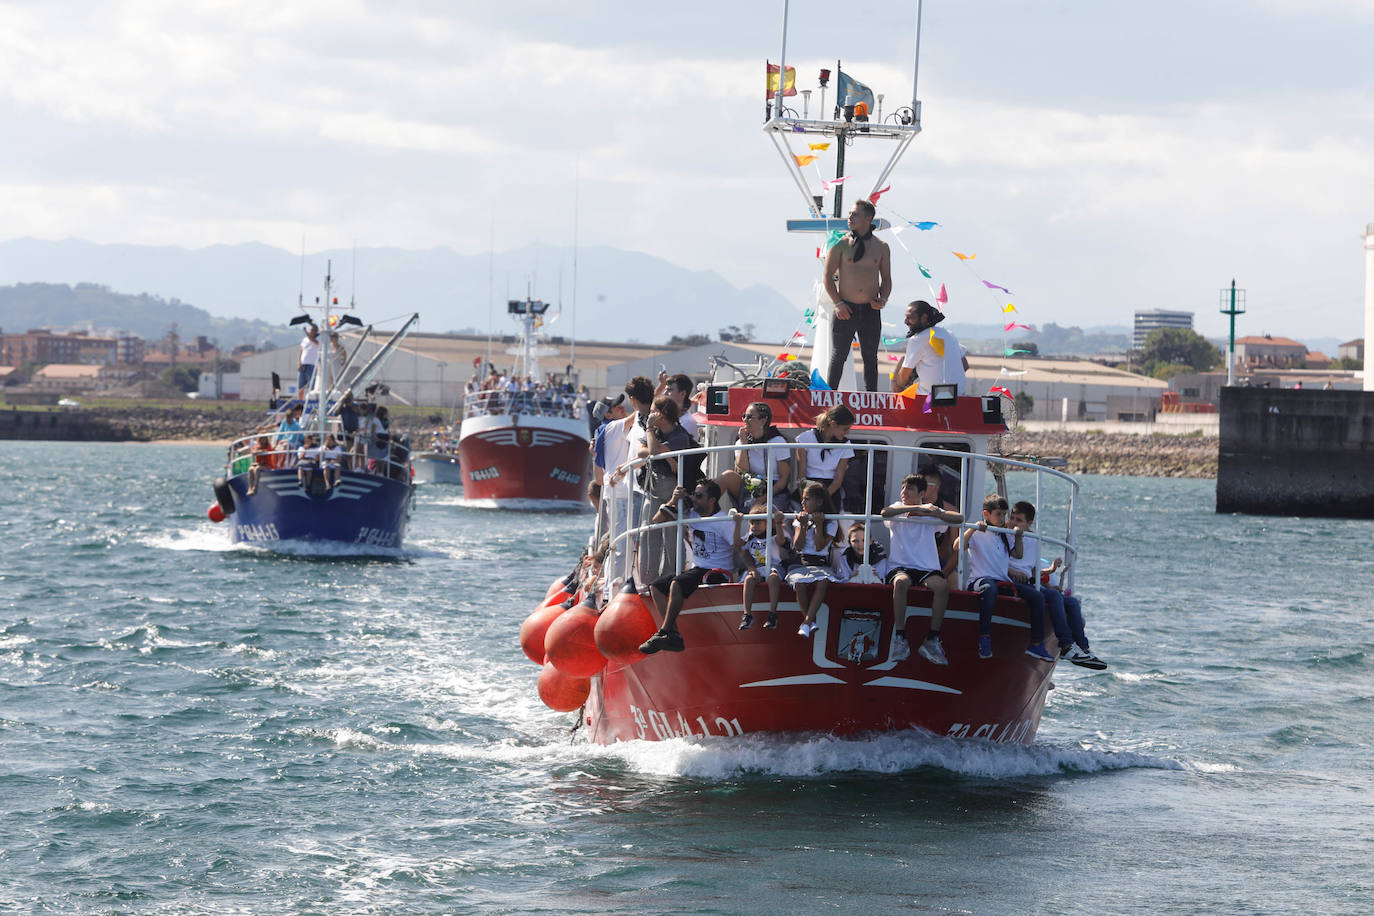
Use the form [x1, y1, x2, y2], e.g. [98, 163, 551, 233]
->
[1219, 280, 1246, 386]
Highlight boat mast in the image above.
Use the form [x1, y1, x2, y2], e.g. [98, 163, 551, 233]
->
[317, 260, 334, 441]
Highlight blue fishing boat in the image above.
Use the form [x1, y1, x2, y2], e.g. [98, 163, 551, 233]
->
[209, 265, 419, 549]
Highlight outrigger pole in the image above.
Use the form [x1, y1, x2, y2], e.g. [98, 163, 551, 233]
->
[764, 0, 924, 230]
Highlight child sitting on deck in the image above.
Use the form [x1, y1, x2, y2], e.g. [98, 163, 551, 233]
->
[296, 435, 322, 489]
[321, 434, 344, 489]
[1008, 501, 1107, 670]
[881, 473, 963, 666]
[788, 483, 840, 638]
[734, 503, 789, 631]
[956, 494, 1052, 662]
[835, 521, 889, 583]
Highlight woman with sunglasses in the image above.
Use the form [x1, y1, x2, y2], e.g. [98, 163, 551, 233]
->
[793, 404, 855, 513]
[723, 401, 791, 510]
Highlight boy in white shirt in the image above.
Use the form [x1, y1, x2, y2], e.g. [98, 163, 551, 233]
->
[881, 473, 964, 666]
[957, 494, 1052, 662]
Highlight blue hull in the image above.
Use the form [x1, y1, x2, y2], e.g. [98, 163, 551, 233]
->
[226, 469, 413, 548]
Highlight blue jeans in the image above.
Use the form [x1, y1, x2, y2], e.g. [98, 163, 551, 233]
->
[972, 578, 1045, 643]
[297, 364, 316, 395]
[1042, 590, 1089, 650]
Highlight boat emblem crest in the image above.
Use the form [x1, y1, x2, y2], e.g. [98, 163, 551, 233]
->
[516, 428, 533, 446]
[835, 609, 883, 667]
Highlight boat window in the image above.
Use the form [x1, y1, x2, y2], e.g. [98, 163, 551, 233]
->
[842, 437, 888, 518]
[916, 439, 971, 512]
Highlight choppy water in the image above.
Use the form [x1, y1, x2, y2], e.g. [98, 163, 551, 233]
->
[1, 441, 1371, 914]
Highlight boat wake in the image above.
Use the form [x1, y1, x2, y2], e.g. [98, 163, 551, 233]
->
[576, 729, 1185, 780]
[455, 497, 592, 513]
[140, 527, 442, 560]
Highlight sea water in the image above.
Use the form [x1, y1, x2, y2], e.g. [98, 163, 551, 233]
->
[1, 441, 1371, 914]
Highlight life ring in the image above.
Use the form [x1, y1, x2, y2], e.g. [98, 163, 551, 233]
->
[212, 477, 236, 516]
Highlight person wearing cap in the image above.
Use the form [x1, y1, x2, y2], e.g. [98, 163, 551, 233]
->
[891, 300, 969, 396]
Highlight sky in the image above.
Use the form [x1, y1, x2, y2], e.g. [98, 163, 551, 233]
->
[1, 0, 1372, 345]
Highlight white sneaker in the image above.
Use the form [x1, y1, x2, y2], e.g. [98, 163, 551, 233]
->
[797, 622, 816, 638]
[918, 636, 948, 666]
[890, 634, 911, 661]
[1066, 645, 1108, 669]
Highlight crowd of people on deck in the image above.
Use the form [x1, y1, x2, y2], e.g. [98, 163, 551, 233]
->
[465, 370, 587, 418]
[577, 306, 1105, 670]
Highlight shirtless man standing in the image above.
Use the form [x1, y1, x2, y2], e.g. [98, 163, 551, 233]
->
[823, 198, 892, 392]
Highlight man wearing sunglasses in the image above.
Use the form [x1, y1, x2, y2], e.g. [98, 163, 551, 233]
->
[639, 481, 735, 654]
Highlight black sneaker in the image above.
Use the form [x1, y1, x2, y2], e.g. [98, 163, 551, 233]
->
[639, 629, 685, 654]
[763, 613, 778, 630]
[739, 613, 754, 630]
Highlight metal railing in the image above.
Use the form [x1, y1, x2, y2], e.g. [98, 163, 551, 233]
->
[224, 422, 411, 482]
[463, 389, 586, 421]
[599, 439, 1079, 595]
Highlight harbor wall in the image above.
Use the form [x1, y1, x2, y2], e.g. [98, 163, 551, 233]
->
[1216, 387, 1374, 517]
[0, 407, 135, 441]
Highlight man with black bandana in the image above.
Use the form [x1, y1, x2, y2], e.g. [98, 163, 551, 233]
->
[823, 198, 892, 391]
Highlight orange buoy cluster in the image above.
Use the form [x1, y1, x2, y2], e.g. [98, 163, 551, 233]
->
[523, 578, 660, 712]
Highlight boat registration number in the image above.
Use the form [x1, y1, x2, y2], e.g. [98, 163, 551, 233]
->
[237, 523, 280, 542]
[629, 704, 745, 741]
[945, 719, 1035, 743]
[354, 527, 398, 547]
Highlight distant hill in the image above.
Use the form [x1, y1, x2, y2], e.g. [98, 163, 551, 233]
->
[0, 238, 802, 346]
[0, 283, 295, 349]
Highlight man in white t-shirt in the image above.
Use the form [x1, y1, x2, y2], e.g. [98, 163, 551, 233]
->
[891, 300, 969, 396]
[639, 480, 735, 654]
[297, 324, 320, 395]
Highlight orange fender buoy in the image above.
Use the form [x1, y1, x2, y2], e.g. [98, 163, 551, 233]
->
[207, 502, 226, 523]
[537, 662, 590, 712]
[544, 602, 607, 678]
[545, 577, 572, 602]
[519, 598, 574, 665]
[594, 582, 658, 667]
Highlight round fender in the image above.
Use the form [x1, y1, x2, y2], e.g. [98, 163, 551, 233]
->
[594, 582, 658, 667]
[544, 602, 607, 678]
[537, 663, 590, 712]
[212, 477, 236, 516]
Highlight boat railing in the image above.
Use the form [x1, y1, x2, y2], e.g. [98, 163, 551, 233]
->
[462, 389, 586, 421]
[599, 439, 1079, 597]
[223, 423, 412, 482]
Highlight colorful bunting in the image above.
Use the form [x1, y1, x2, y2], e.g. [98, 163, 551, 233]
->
[1000, 368, 1028, 377]
[982, 280, 1011, 294]
[1004, 322, 1030, 332]
[989, 386, 1012, 397]
[809, 369, 830, 390]
[777, 353, 798, 361]
[909, 221, 939, 230]
[1001, 303, 1018, 313]
[868, 185, 891, 203]
[881, 336, 906, 346]
[794, 154, 818, 166]
[917, 264, 932, 279]
[899, 381, 919, 399]
[809, 142, 831, 151]
[953, 251, 976, 260]
[929, 328, 945, 357]
[1005, 347, 1031, 356]
[935, 283, 947, 306]
[821, 175, 847, 192]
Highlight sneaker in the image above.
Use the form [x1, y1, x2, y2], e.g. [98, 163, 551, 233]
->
[738, 613, 754, 630]
[890, 634, 911, 662]
[1058, 641, 1074, 658]
[763, 613, 778, 630]
[918, 636, 948, 666]
[978, 635, 992, 659]
[1066, 645, 1108, 670]
[639, 629, 685, 654]
[1025, 642, 1054, 662]
[797, 622, 816, 638]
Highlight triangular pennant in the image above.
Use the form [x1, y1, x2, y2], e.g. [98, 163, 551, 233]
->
[929, 328, 945, 357]
[918, 264, 932, 279]
[953, 251, 976, 260]
[809, 369, 831, 390]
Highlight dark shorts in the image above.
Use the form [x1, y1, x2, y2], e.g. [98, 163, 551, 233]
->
[652, 566, 733, 599]
[884, 567, 942, 586]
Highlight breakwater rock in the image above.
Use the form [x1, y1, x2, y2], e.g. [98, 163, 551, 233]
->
[0, 406, 249, 442]
[1000, 429, 1217, 478]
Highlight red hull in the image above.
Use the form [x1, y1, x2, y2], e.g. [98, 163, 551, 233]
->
[458, 415, 589, 505]
[584, 584, 1058, 745]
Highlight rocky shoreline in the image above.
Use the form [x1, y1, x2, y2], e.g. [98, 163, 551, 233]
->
[5, 407, 1219, 478]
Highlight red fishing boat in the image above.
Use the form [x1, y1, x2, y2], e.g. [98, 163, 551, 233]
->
[458, 296, 591, 508]
[522, 5, 1087, 744]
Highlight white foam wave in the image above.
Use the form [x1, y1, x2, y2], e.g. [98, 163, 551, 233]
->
[457, 498, 592, 513]
[140, 528, 240, 552]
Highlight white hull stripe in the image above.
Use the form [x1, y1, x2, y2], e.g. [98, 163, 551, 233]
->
[739, 674, 847, 688]
[860, 676, 963, 694]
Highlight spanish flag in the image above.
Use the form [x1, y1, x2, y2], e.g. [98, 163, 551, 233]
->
[766, 62, 797, 98]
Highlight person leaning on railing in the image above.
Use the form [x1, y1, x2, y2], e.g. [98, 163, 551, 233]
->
[718, 401, 791, 510]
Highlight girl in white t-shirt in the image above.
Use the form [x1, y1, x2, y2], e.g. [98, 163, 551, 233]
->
[734, 503, 790, 631]
[794, 403, 855, 511]
[788, 483, 840, 638]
